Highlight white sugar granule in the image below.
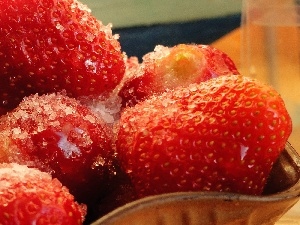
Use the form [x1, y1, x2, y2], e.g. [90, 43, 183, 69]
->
[11, 128, 29, 140]
[79, 94, 122, 125]
[83, 114, 96, 124]
[56, 131, 82, 159]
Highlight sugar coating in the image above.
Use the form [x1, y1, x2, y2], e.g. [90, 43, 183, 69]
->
[0, 163, 87, 222]
[3, 94, 72, 137]
[145, 45, 171, 61]
[71, 0, 91, 13]
[0, 92, 112, 172]
[124, 56, 140, 79]
[3, 92, 103, 134]
[79, 94, 123, 124]
[68, 0, 120, 47]
[56, 131, 82, 158]
[0, 163, 52, 189]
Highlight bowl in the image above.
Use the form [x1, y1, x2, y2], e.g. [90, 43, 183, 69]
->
[92, 142, 300, 225]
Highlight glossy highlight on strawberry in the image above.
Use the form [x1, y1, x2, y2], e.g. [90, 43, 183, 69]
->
[0, 0, 125, 113]
[116, 75, 292, 198]
[0, 163, 86, 224]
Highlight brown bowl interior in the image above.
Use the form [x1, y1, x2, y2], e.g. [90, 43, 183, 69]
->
[92, 143, 300, 225]
[263, 143, 300, 195]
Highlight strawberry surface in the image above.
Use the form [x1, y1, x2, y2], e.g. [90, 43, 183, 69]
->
[0, 0, 125, 114]
[116, 75, 292, 198]
[0, 163, 86, 224]
[0, 93, 116, 206]
[118, 44, 239, 107]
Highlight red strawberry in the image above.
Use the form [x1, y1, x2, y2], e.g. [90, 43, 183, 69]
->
[118, 44, 239, 107]
[116, 75, 292, 198]
[0, 0, 125, 114]
[0, 163, 86, 224]
[0, 92, 116, 206]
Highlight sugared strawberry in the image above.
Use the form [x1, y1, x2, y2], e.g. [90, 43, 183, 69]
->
[118, 44, 239, 107]
[0, 92, 116, 206]
[0, 0, 125, 114]
[116, 75, 292, 198]
[0, 163, 86, 224]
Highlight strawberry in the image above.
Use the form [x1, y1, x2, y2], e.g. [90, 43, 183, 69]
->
[115, 75, 292, 198]
[0, 0, 125, 114]
[0, 92, 116, 206]
[118, 44, 239, 107]
[0, 163, 86, 224]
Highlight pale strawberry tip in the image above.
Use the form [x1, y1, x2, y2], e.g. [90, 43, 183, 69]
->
[155, 44, 206, 90]
[117, 44, 240, 108]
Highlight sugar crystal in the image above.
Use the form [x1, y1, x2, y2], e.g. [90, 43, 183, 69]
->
[56, 131, 81, 159]
[71, 0, 91, 13]
[55, 23, 64, 31]
[79, 94, 122, 125]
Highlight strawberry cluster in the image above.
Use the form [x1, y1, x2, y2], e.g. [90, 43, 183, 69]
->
[0, 0, 292, 224]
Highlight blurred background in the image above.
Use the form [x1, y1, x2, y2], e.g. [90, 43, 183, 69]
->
[80, 0, 242, 60]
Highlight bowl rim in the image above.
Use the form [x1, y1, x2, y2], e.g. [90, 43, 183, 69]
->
[93, 142, 300, 224]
